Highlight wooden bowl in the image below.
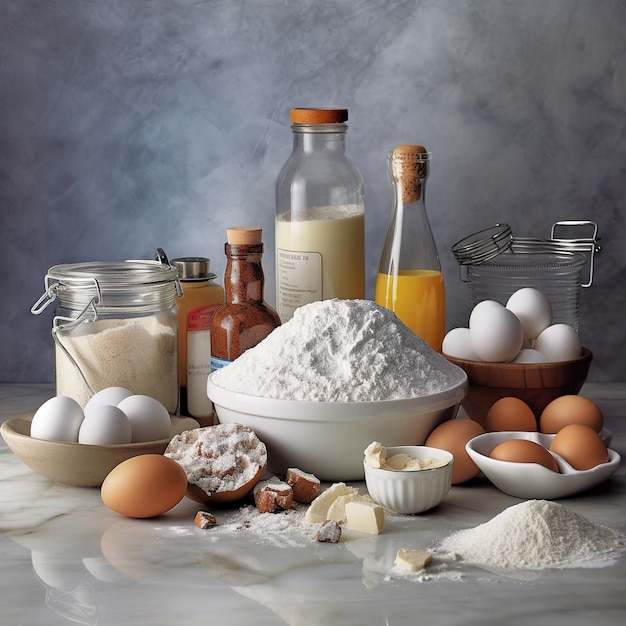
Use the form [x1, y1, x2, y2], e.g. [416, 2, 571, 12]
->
[1, 414, 199, 487]
[445, 348, 592, 427]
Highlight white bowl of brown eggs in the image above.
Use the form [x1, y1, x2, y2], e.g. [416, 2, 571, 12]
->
[464, 395, 619, 499]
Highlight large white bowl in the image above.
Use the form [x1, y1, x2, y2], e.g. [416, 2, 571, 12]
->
[207, 374, 467, 481]
[466, 431, 620, 499]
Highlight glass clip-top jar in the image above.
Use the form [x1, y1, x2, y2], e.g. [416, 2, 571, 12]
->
[451, 221, 601, 332]
[31, 248, 182, 413]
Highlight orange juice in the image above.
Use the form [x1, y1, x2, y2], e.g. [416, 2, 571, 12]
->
[375, 269, 445, 351]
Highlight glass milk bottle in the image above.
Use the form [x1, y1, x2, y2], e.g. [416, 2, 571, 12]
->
[275, 107, 365, 322]
[375, 145, 446, 351]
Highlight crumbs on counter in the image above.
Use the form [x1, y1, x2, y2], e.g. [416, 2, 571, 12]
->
[194, 511, 217, 529]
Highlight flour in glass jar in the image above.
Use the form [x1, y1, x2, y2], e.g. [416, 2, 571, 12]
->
[210, 299, 465, 401]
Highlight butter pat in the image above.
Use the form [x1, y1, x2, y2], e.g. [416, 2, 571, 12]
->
[305, 482, 360, 523]
[326, 492, 361, 524]
[394, 548, 433, 572]
[364, 441, 447, 471]
[345, 500, 384, 534]
[364, 441, 386, 469]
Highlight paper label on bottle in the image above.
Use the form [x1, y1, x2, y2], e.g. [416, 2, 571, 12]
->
[187, 303, 222, 331]
[210, 355, 233, 371]
[187, 329, 213, 418]
[276, 248, 322, 321]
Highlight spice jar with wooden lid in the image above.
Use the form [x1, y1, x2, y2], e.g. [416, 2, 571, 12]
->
[375, 145, 445, 352]
[210, 227, 281, 371]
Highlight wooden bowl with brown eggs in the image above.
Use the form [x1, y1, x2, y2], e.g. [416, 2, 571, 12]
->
[445, 347, 593, 427]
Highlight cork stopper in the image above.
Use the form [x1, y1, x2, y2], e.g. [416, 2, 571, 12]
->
[226, 227, 263, 245]
[391, 144, 429, 204]
[290, 108, 348, 124]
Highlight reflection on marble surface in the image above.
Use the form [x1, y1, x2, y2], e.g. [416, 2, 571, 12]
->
[1, 383, 626, 625]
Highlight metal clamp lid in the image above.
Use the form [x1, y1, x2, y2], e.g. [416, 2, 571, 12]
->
[31, 248, 182, 317]
[452, 221, 601, 288]
[451, 224, 514, 265]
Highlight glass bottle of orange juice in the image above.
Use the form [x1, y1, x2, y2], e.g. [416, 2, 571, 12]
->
[375, 145, 445, 351]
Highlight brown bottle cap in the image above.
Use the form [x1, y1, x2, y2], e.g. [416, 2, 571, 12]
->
[226, 227, 263, 245]
[290, 108, 348, 124]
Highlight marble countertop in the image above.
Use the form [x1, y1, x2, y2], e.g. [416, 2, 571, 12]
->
[1, 382, 625, 626]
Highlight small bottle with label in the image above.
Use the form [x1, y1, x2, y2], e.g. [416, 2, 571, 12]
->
[173, 257, 224, 421]
[275, 107, 365, 322]
[210, 227, 281, 370]
[374, 145, 445, 352]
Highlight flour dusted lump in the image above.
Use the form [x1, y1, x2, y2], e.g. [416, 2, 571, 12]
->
[211, 299, 466, 401]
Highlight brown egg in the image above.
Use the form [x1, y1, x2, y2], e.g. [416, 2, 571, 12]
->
[425, 418, 485, 484]
[489, 439, 559, 472]
[539, 395, 603, 434]
[549, 424, 610, 471]
[484, 397, 537, 432]
[101, 454, 188, 518]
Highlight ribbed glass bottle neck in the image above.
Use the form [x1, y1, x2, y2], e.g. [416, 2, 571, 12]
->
[291, 123, 347, 153]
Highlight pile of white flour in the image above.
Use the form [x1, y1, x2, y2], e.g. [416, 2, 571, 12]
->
[211, 299, 466, 401]
[436, 500, 625, 570]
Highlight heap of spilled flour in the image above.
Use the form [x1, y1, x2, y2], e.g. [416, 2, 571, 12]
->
[436, 500, 625, 570]
[211, 299, 466, 401]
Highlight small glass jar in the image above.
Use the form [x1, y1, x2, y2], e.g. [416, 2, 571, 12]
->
[172, 257, 224, 419]
[31, 253, 181, 413]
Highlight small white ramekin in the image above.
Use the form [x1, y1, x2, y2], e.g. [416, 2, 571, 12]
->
[364, 445, 454, 514]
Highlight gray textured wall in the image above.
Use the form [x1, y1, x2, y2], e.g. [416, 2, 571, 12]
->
[1, 0, 624, 383]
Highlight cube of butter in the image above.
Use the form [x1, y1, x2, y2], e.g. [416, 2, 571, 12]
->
[345, 500, 384, 534]
[394, 548, 433, 572]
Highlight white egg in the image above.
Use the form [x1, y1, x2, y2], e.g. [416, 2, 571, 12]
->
[534, 324, 581, 362]
[30, 396, 84, 442]
[512, 348, 548, 364]
[469, 305, 524, 362]
[78, 405, 132, 445]
[468, 299, 503, 327]
[117, 395, 171, 443]
[84, 387, 133, 416]
[506, 287, 552, 340]
[442, 327, 481, 360]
